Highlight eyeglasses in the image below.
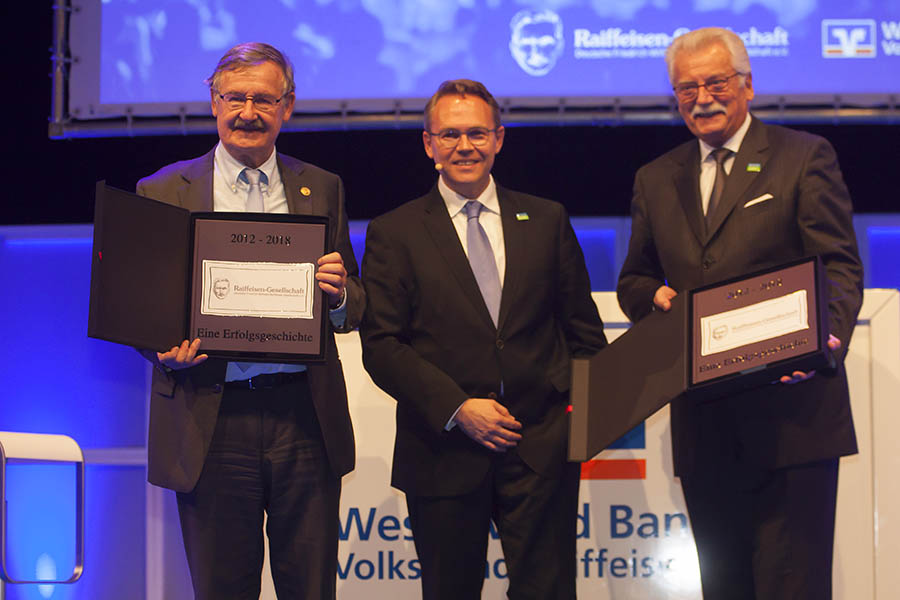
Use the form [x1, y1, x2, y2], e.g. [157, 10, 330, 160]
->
[217, 92, 288, 112]
[427, 127, 498, 148]
[673, 72, 745, 102]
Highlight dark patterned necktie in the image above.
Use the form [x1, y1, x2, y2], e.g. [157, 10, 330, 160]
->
[706, 147, 732, 231]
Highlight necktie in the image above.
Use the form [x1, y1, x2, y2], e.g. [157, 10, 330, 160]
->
[706, 147, 731, 231]
[243, 168, 264, 212]
[464, 200, 502, 326]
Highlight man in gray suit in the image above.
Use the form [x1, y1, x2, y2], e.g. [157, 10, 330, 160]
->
[617, 28, 862, 599]
[136, 42, 362, 599]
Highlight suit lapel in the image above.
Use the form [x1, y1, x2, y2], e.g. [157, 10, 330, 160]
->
[277, 154, 313, 216]
[673, 144, 705, 246]
[496, 188, 522, 333]
[706, 117, 770, 239]
[180, 149, 216, 211]
[422, 188, 497, 330]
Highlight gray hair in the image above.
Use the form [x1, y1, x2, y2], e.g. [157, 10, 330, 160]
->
[424, 79, 502, 131]
[204, 42, 295, 95]
[665, 27, 751, 85]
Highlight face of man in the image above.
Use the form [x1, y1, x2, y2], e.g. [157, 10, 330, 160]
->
[210, 61, 296, 168]
[423, 95, 504, 199]
[672, 42, 753, 147]
[213, 279, 229, 299]
[510, 19, 563, 76]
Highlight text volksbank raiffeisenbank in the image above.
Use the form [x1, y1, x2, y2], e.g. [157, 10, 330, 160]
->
[573, 26, 789, 58]
[337, 503, 689, 581]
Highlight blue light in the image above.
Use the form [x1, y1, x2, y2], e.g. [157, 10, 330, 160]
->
[868, 227, 900, 289]
[3, 239, 93, 248]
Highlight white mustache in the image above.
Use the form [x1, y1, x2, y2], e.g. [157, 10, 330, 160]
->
[691, 100, 727, 118]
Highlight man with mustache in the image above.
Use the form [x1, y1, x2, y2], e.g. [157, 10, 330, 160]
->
[135, 42, 363, 599]
[617, 28, 862, 599]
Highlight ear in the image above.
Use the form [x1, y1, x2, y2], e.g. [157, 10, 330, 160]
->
[494, 126, 505, 154]
[743, 73, 754, 101]
[281, 93, 296, 118]
[423, 130, 434, 160]
[210, 90, 218, 117]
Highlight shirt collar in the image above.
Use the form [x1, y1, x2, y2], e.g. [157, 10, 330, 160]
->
[438, 175, 500, 218]
[699, 112, 752, 162]
[215, 142, 278, 188]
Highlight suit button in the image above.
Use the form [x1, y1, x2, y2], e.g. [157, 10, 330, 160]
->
[488, 392, 498, 399]
[213, 384, 223, 393]
[702, 259, 713, 270]
[495, 338, 504, 350]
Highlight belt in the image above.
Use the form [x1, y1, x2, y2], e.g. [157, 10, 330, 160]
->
[224, 370, 307, 391]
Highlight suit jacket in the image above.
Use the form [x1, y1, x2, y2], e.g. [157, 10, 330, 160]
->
[359, 185, 607, 497]
[136, 148, 363, 492]
[617, 117, 863, 477]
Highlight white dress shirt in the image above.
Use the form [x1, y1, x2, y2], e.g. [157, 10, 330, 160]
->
[438, 175, 506, 285]
[698, 112, 752, 215]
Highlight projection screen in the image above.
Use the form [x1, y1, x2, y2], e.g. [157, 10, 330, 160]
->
[57, 0, 900, 137]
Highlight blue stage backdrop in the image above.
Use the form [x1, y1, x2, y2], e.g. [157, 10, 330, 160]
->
[0, 215, 898, 597]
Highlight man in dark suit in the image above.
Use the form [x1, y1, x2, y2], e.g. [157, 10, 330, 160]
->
[359, 79, 607, 599]
[617, 28, 863, 599]
[136, 43, 362, 599]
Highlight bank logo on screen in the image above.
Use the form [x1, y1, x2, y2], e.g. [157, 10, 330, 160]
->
[509, 9, 565, 76]
[822, 19, 877, 58]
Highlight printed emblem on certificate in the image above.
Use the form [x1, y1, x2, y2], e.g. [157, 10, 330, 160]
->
[200, 260, 315, 319]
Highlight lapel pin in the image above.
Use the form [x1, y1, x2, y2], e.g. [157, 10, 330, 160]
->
[300, 186, 311, 196]
[746, 163, 761, 172]
[516, 212, 529, 221]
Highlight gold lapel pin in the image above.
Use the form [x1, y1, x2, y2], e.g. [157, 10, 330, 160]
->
[300, 186, 311, 196]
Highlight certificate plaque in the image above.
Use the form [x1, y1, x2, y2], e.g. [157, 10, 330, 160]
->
[687, 256, 831, 401]
[88, 182, 330, 362]
[569, 256, 832, 461]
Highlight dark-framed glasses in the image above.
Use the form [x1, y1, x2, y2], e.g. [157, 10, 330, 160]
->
[217, 92, 287, 112]
[427, 127, 497, 148]
[673, 72, 745, 102]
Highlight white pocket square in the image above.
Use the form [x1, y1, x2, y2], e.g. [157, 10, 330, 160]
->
[743, 193, 773, 208]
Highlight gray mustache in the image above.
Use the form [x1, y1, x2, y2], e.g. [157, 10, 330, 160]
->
[691, 101, 727, 118]
[232, 117, 265, 131]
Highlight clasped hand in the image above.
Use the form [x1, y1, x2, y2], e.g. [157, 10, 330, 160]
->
[453, 398, 523, 452]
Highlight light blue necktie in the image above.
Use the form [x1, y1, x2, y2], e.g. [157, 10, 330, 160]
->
[242, 168, 264, 213]
[235, 167, 264, 375]
[464, 200, 502, 326]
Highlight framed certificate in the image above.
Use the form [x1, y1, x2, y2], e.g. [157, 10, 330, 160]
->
[687, 256, 831, 401]
[88, 182, 330, 362]
[569, 256, 832, 461]
[188, 213, 328, 362]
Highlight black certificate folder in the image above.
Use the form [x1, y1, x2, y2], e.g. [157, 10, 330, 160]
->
[88, 182, 330, 363]
[569, 256, 830, 462]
